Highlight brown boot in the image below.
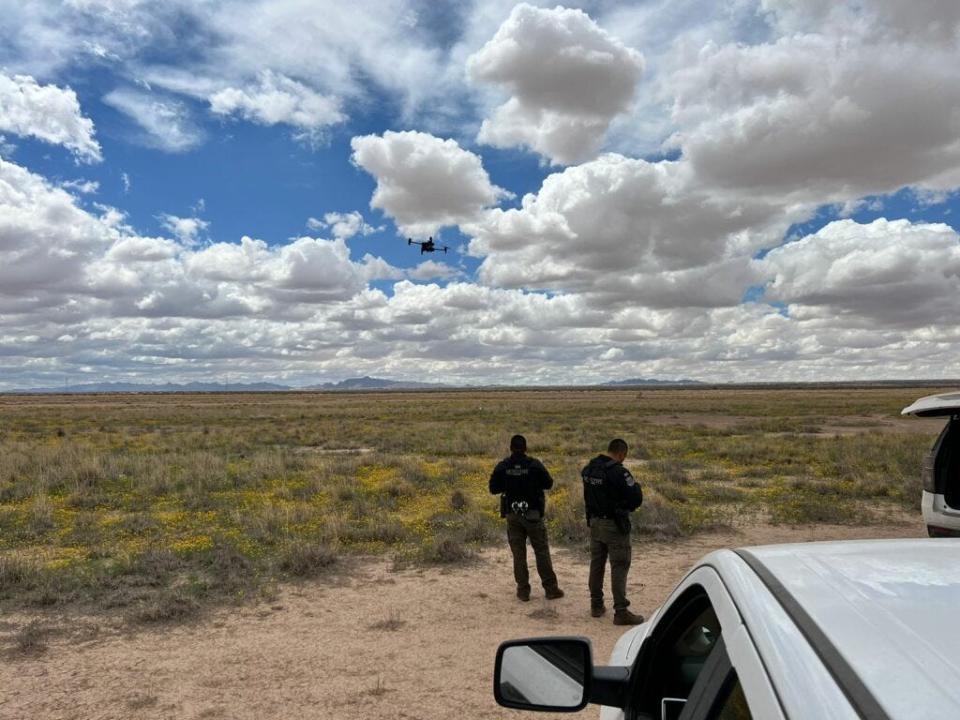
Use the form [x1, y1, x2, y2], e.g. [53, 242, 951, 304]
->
[591, 603, 606, 618]
[545, 587, 565, 600]
[613, 609, 645, 626]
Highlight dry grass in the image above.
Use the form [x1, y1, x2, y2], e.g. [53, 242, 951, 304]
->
[368, 609, 405, 631]
[10, 619, 51, 655]
[0, 386, 941, 620]
[278, 540, 338, 578]
[125, 692, 159, 710]
[527, 606, 560, 621]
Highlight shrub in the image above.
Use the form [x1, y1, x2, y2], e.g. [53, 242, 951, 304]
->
[13, 620, 50, 654]
[656, 484, 688, 504]
[27, 494, 55, 537]
[694, 484, 747, 504]
[449, 489, 468, 511]
[418, 532, 476, 564]
[368, 609, 405, 631]
[633, 498, 684, 538]
[896, 471, 923, 510]
[0, 554, 38, 594]
[770, 493, 858, 525]
[459, 511, 499, 544]
[651, 460, 690, 485]
[203, 537, 255, 592]
[698, 467, 732, 483]
[278, 541, 337, 577]
[128, 588, 201, 623]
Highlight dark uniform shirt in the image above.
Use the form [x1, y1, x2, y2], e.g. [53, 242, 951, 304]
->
[581, 454, 643, 520]
[489, 452, 554, 516]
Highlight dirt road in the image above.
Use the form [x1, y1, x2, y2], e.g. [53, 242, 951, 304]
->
[0, 519, 924, 720]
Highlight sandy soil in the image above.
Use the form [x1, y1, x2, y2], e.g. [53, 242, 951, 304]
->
[0, 518, 925, 720]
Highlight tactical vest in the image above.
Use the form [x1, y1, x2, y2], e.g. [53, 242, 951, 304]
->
[499, 455, 546, 516]
[582, 455, 622, 520]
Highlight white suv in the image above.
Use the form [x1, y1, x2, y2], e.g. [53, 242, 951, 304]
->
[494, 539, 960, 719]
[902, 391, 960, 537]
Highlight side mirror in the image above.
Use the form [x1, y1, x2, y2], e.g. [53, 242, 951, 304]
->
[494, 637, 591, 712]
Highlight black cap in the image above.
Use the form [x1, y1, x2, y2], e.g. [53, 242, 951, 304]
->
[510, 434, 527, 453]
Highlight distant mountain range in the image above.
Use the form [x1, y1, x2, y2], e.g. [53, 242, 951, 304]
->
[603, 377, 704, 386]
[5, 375, 704, 394]
[6, 376, 450, 394]
[303, 376, 448, 390]
[10, 381, 291, 394]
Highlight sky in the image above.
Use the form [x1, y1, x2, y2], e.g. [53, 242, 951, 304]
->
[1, 0, 959, 389]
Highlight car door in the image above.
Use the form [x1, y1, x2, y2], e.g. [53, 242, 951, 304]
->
[623, 567, 782, 720]
[677, 638, 747, 720]
[902, 393, 960, 525]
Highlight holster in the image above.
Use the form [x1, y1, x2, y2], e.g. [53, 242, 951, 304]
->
[613, 512, 631, 535]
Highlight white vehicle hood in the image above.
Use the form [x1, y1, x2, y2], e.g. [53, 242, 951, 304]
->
[746, 539, 960, 719]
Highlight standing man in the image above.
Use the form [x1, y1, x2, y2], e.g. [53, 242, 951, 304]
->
[582, 438, 644, 625]
[489, 434, 564, 602]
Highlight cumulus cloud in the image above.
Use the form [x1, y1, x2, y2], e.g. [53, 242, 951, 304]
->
[0, 157, 118, 300]
[0, 72, 102, 162]
[359, 254, 406, 283]
[267, 236, 368, 302]
[209, 70, 345, 142]
[456, 0, 960, 316]
[124, 0, 452, 127]
[351, 130, 510, 237]
[307, 211, 383, 240]
[159, 214, 210, 246]
[467, 153, 799, 307]
[407, 260, 461, 281]
[3, 158, 960, 387]
[103, 88, 204, 152]
[660, 3, 960, 202]
[0, 156, 393, 327]
[61, 178, 100, 195]
[468, 3, 643, 165]
[762, 0, 960, 43]
[760, 218, 960, 327]
[4, 1, 960, 387]
[0, 154, 746, 388]
[106, 235, 179, 264]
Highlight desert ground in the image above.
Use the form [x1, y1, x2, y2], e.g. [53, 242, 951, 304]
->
[0, 386, 949, 718]
[0, 518, 925, 720]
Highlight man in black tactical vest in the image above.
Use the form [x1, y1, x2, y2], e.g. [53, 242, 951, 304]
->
[489, 434, 564, 602]
[582, 438, 644, 625]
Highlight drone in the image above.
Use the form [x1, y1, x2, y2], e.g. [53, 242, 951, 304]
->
[407, 237, 449, 254]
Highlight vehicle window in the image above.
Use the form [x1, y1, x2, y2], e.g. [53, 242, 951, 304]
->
[711, 675, 752, 720]
[666, 606, 721, 697]
[630, 587, 723, 716]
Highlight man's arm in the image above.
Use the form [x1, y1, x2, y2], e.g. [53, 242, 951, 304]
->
[532, 459, 554, 490]
[489, 462, 506, 494]
[616, 467, 643, 511]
